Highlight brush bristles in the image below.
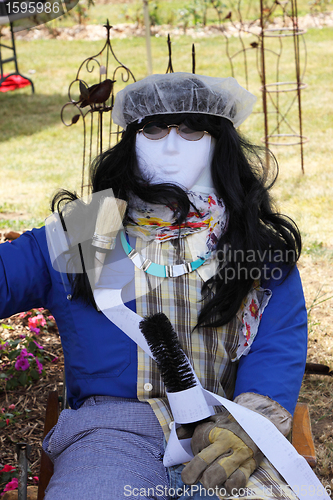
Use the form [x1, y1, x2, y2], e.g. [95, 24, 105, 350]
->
[139, 313, 197, 393]
[92, 197, 127, 249]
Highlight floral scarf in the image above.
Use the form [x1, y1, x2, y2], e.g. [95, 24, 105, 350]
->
[125, 191, 228, 256]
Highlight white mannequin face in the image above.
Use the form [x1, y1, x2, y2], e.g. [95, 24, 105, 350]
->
[135, 126, 216, 193]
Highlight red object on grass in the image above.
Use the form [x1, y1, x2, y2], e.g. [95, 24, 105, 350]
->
[0, 73, 32, 92]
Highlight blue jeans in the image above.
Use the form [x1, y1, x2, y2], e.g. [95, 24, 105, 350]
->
[43, 397, 169, 500]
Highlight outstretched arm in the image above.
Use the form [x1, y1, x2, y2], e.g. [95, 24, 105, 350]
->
[0, 228, 52, 319]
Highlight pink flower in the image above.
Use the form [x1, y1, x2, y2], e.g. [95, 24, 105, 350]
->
[35, 314, 46, 327]
[30, 327, 40, 335]
[3, 477, 18, 492]
[15, 357, 30, 371]
[8, 404, 15, 410]
[35, 358, 43, 375]
[28, 316, 38, 329]
[1, 408, 5, 414]
[0, 342, 9, 351]
[28, 314, 46, 331]
[20, 348, 28, 357]
[6, 418, 10, 426]
[32, 476, 39, 484]
[19, 334, 26, 339]
[19, 312, 27, 318]
[0, 465, 16, 473]
[51, 357, 59, 363]
[48, 315, 55, 321]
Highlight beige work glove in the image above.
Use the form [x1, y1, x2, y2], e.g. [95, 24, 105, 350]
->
[233, 393, 292, 438]
[181, 412, 264, 494]
[181, 393, 292, 494]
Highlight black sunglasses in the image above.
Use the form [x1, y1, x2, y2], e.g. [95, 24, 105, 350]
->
[137, 121, 209, 141]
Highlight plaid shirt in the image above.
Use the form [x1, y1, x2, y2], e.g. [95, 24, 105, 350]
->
[134, 233, 269, 439]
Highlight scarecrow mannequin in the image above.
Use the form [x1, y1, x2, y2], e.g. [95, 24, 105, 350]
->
[0, 73, 308, 500]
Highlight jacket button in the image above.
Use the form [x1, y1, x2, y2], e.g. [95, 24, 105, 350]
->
[67, 294, 72, 301]
[169, 421, 174, 430]
[144, 382, 153, 392]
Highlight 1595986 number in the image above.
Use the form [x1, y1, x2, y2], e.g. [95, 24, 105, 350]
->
[5, 1, 60, 15]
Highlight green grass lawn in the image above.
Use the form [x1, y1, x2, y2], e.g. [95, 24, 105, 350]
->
[0, 23, 333, 253]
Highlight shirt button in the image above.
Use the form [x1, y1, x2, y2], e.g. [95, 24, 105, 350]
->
[169, 421, 174, 430]
[67, 294, 72, 301]
[144, 382, 153, 392]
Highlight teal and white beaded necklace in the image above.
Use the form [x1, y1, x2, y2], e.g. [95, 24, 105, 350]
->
[120, 230, 206, 278]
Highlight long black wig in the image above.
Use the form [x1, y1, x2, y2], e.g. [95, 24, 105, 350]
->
[52, 112, 301, 328]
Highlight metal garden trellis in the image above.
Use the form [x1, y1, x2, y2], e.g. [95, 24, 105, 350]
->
[219, 0, 308, 172]
[259, 0, 308, 173]
[61, 20, 136, 197]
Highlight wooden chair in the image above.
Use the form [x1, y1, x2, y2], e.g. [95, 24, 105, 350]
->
[36, 394, 317, 499]
[291, 402, 317, 468]
[37, 391, 60, 500]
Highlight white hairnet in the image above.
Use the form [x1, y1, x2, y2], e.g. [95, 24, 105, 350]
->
[112, 72, 257, 129]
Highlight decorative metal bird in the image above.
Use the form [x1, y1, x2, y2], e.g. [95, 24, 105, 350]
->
[78, 79, 115, 109]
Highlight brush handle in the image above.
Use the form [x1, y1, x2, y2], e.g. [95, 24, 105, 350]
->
[92, 233, 116, 250]
[92, 196, 127, 285]
[94, 251, 107, 284]
[92, 197, 127, 250]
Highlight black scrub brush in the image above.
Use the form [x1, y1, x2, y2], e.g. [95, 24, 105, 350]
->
[139, 312, 197, 393]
